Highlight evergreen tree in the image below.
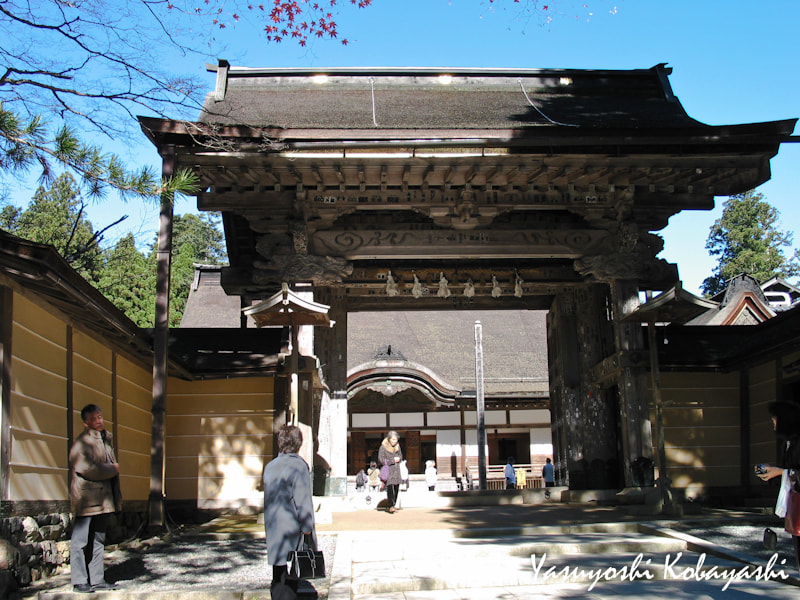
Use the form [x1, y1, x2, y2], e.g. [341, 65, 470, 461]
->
[702, 190, 800, 296]
[96, 234, 156, 327]
[0, 173, 106, 280]
[1, 180, 226, 326]
[172, 213, 227, 265]
[147, 212, 228, 327]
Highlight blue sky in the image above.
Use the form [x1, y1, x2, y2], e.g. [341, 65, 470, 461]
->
[7, 0, 799, 294]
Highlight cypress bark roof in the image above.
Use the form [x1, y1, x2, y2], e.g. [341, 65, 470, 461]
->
[200, 64, 701, 131]
[347, 310, 548, 397]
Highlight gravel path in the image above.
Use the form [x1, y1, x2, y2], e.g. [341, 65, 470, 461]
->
[15, 511, 799, 598]
[105, 533, 337, 592]
[16, 532, 337, 599]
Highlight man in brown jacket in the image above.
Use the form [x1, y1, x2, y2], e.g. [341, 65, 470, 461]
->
[69, 404, 122, 593]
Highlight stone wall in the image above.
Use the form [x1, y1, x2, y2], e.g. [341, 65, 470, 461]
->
[0, 510, 146, 598]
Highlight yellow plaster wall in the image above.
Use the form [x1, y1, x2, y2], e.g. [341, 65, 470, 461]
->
[165, 377, 275, 508]
[6, 292, 154, 504]
[8, 294, 69, 501]
[115, 356, 154, 502]
[750, 351, 800, 472]
[653, 371, 740, 495]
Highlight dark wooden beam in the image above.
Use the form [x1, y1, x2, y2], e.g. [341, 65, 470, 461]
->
[0, 287, 12, 502]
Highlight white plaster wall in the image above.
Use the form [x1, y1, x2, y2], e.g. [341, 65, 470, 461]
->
[530, 426, 553, 458]
[436, 429, 461, 458]
[390, 412, 424, 428]
[351, 413, 386, 428]
[511, 409, 551, 425]
[426, 412, 461, 426]
[485, 410, 507, 425]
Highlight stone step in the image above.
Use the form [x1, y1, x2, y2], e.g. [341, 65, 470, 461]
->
[349, 531, 686, 562]
[350, 551, 758, 595]
[506, 533, 687, 557]
[38, 589, 318, 599]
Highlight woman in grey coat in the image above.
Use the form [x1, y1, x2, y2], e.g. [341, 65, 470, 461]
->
[263, 425, 317, 600]
[378, 430, 403, 513]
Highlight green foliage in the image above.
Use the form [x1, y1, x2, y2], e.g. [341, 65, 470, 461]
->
[172, 213, 227, 265]
[0, 102, 200, 200]
[96, 234, 156, 327]
[1, 172, 225, 325]
[151, 213, 228, 327]
[1, 173, 104, 280]
[702, 190, 800, 296]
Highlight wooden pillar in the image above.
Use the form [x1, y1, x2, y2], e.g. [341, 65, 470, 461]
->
[350, 431, 366, 474]
[548, 285, 621, 490]
[611, 279, 654, 488]
[0, 287, 12, 502]
[648, 321, 670, 505]
[149, 145, 176, 528]
[313, 287, 348, 493]
[66, 326, 74, 444]
[405, 431, 421, 474]
[575, 285, 621, 488]
[547, 291, 583, 488]
[317, 288, 348, 393]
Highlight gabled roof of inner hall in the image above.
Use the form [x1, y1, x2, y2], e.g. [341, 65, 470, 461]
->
[347, 310, 549, 398]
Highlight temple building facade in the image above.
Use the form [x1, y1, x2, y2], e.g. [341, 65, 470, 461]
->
[138, 62, 794, 496]
[181, 265, 553, 483]
[1, 63, 798, 524]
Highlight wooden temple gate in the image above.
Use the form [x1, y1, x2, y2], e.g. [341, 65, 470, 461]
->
[140, 64, 794, 503]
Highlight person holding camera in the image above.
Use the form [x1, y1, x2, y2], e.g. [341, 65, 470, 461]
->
[756, 401, 800, 573]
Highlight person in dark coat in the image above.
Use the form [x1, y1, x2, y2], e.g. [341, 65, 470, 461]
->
[263, 425, 317, 600]
[69, 404, 121, 594]
[378, 430, 403, 513]
[757, 401, 800, 573]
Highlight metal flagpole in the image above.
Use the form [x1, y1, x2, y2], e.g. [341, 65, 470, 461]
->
[474, 321, 487, 490]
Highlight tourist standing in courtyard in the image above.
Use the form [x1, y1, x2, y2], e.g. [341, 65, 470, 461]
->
[542, 458, 555, 487]
[378, 431, 403, 513]
[756, 401, 800, 573]
[425, 460, 437, 491]
[367, 460, 381, 492]
[69, 404, 121, 594]
[263, 425, 317, 600]
[505, 457, 517, 489]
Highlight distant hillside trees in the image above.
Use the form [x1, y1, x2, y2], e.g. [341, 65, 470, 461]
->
[0, 173, 226, 326]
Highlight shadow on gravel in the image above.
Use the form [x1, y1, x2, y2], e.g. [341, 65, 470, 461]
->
[106, 539, 270, 588]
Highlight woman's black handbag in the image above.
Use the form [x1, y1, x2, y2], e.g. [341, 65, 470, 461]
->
[763, 527, 777, 551]
[286, 534, 325, 580]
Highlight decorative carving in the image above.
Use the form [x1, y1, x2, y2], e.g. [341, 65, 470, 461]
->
[618, 222, 640, 252]
[385, 272, 400, 296]
[437, 272, 451, 298]
[291, 222, 308, 256]
[313, 228, 608, 259]
[255, 233, 285, 258]
[411, 274, 426, 298]
[491, 275, 502, 297]
[575, 253, 677, 283]
[253, 254, 353, 285]
[575, 222, 676, 282]
[366, 381, 410, 397]
[514, 273, 524, 298]
[463, 279, 475, 298]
